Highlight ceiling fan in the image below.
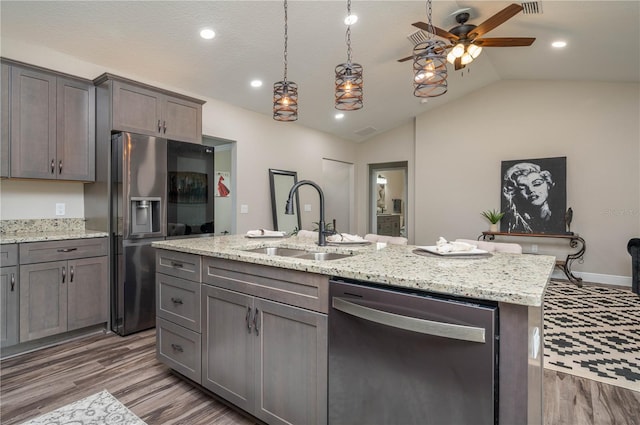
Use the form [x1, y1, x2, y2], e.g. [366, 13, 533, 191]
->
[398, 3, 535, 70]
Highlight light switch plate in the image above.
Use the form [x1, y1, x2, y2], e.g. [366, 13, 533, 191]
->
[240, 204, 249, 214]
[304, 204, 312, 212]
[55, 203, 65, 216]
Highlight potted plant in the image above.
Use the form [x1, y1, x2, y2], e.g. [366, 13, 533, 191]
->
[481, 209, 505, 232]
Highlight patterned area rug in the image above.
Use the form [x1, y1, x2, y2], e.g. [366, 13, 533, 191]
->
[544, 280, 640, 392]
[20, 390, 147, 425]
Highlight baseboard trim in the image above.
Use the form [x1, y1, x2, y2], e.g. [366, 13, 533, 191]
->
[551, 270, 632, 288]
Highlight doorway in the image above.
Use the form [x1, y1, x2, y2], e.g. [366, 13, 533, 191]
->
[322, 158, 354, 234]
[369, 161, 408, 238]
[203, 135, 236, 235]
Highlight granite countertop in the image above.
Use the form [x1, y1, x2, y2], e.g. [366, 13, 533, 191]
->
[152, 234, 556, 307]
[0, 219, 108, 244]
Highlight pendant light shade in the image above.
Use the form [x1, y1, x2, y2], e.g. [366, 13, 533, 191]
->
[335, 0, 363, 111]
[413, 0, 448, 98]
[273, 0, 298, 121]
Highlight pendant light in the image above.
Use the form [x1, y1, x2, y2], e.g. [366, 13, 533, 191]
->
[273, 0, 298, 121]
[335, 0, 363, 111]
[413, 0, 448, 98]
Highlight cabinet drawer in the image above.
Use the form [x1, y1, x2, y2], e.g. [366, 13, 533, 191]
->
[157, 274, 201, 332]
[203, 258, 329, 314]
[156, 249, 201, 282]
[0, 244, 18, 267]
[19, 238, 108, 264]
[156, 317, 201, 384]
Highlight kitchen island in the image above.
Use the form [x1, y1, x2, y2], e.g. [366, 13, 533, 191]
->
[153, 234, 556, 425]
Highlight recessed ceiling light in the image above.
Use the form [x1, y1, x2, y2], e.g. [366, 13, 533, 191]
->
[200, 28, 216, 40]
[335, 113, 345, 119]
[250, 80, 263, 88]
[551, 40, 567, 48]
[344, 14, 358, 25]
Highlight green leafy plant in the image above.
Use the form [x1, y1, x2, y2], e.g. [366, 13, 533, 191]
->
[481, 209, 505, 224]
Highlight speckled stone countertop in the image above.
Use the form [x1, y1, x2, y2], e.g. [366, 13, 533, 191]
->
[0, 219, 108, 244]
[152, 234, 556, 307]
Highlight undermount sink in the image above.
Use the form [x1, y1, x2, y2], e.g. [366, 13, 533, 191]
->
[244, 247, 352, 261]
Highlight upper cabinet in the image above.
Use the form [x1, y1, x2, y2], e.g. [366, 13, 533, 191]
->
[95, 74, 204, 144]
[1, 63, 10, 178]
[1, 59, 95, 181]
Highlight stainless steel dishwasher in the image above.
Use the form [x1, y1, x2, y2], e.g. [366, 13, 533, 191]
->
[328, 278, 498, 425]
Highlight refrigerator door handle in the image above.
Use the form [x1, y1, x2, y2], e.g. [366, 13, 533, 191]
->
[332, 297, 486, 344]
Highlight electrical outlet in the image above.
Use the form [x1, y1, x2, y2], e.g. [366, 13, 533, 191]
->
[304, 204, 312, 212]
[531, 244, 538, 253]
[240, 204, 249, 214]
[55, 203, 65, 216]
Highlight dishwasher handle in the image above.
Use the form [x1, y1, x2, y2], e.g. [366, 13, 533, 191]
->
[332, 297, 486, 344]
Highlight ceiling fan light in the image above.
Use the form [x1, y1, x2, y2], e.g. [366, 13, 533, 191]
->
[468, 44, 482, 58]
[452, 43, 465, 58]
[460, 52, 473, 65]
[446, 51, 457, 64]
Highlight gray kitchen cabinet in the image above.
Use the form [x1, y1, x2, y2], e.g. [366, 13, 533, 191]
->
[155, 250, 202, 383]
[95, 74, 204, 144]
[0, 244, 19, 347]
[19, 238, 108, 342]
[201, 258, 328, 425]
[1, 63, 10, 178]
[7, 61, 95, 181]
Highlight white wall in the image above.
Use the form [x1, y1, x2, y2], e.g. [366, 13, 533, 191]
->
[0, 179, 85, 219]
[413, 80, 640, 278]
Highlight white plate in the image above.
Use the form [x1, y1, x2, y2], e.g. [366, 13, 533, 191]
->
[416, 246, 489, 256]
[245, 234, 287, 239]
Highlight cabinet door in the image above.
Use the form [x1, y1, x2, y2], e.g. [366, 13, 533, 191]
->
[253, 298, 328, 425]
[0, 266, 19, 347]
[67, 256, 108, 330]
[162, 96, 202, 144]
[111, 81, 162, 137]
[56, 77, 95, 181]
[1, 63, 9, 178]
[19, 261, 67, 342]
[10, 66, 57, 179]
[201, 285, 255, 413]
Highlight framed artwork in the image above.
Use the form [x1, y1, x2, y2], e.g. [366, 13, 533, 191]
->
[169, 172, 208, 204]
[500, 156, 567, 234]
[215, 171, 231, 197]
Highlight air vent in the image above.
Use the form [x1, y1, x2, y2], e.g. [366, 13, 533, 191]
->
[354, 126, 378, 137]
[407, 30, 429, 46]
[520, 1, 543, 14]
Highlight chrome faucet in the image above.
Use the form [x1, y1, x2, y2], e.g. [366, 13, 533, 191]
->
[285, 180, 330, 246]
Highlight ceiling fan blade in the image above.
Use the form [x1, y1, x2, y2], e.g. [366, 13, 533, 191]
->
[474, 37, 536, 47]
[468, 3, 523, 39]
[412, 22, 459, 41]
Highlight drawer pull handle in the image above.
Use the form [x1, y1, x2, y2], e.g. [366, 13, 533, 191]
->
[51, 159, 55, 174]
[61, 266, 66, 284]
[170, 261, 184, 268]
[70, 266, 74, 283]
[158, 119, 162, 132]
[163, 120, 167, 134]
[246, 305, 252, 333]
[171, 297, 183, 305]
[253, 307, 260, 336]
[57, 248, 78, 253]
[170, 343, 183, 352]
[10, 273, 15, 291]
[59, 160, 63, 174]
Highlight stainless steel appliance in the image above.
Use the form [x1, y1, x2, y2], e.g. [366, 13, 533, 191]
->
[328, 279, 498, 425]
[111, 132, 167, 336]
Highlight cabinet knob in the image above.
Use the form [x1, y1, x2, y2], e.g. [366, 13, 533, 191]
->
[170, 297, 183, 305]
[170, 343, 184, 352]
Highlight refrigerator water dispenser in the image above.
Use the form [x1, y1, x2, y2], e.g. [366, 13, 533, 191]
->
[130, 197, 161, 235]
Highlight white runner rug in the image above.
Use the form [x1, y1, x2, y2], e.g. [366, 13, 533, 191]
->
[20, 390, 147, 425]
[544, 280, 640, 392]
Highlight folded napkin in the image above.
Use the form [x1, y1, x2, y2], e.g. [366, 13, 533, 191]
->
[327, 233, 367, 243]
[246, 229, 286, 237]
[435, 237, 476, 253]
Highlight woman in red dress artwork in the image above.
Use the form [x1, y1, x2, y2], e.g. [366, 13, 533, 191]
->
[217, 174, 230, 197]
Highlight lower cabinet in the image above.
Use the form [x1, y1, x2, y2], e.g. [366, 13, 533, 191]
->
[201, 285, 328, 425]
[19, 256, 108, 341]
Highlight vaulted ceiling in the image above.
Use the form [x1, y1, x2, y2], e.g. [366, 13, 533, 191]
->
[2, 1, 638, 142]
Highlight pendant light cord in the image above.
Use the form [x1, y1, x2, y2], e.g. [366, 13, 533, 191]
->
[426, 0, 434, 39]
[345, 0, 352, 64]
[283, 0, 289, 82]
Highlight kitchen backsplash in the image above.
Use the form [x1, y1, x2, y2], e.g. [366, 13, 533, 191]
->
[0, 218, 86, 234]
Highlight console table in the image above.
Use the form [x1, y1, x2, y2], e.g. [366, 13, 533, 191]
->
[481, 232, 586, 287]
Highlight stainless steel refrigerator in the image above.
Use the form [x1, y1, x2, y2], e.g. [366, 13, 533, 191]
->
[111, 132, 167, 336]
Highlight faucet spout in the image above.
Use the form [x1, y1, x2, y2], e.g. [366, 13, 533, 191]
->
[285, 180, 328, 246]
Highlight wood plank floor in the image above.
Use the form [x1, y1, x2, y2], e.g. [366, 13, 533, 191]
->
[1, 328, 639, 424]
